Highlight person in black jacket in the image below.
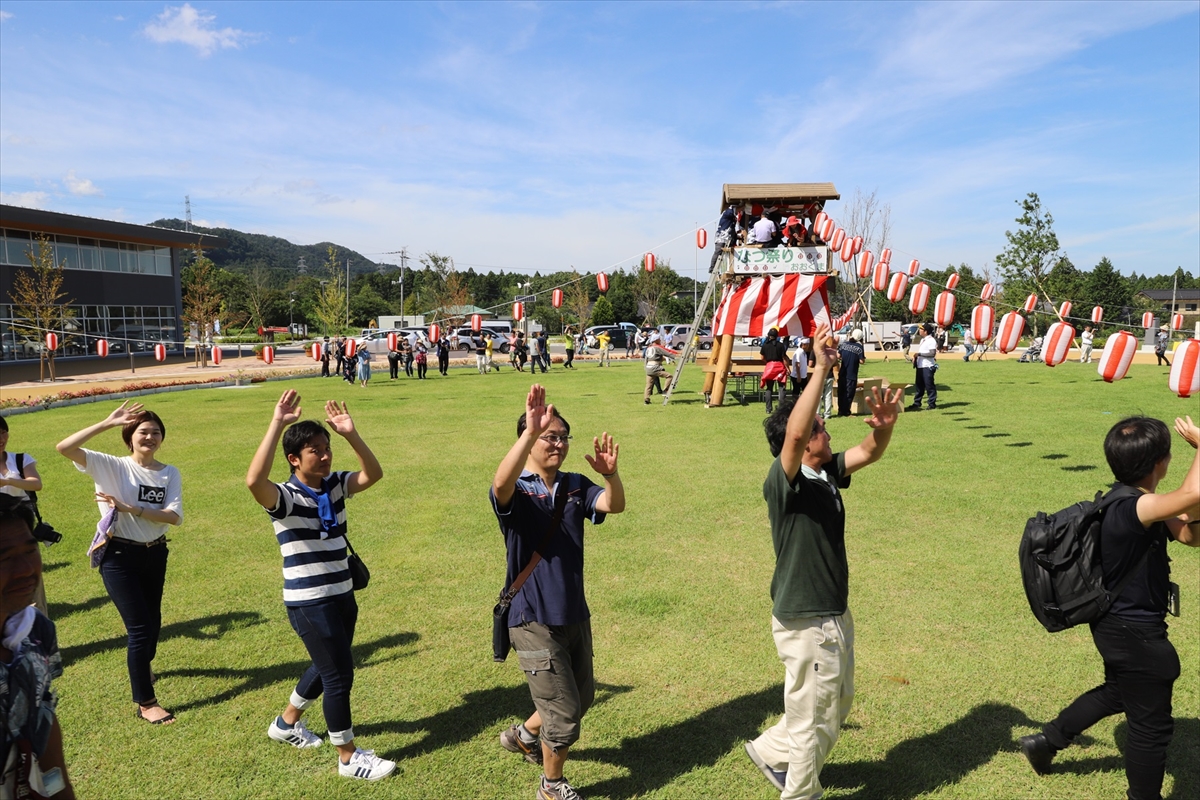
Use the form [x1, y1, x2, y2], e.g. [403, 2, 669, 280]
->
[759, 328, 790, 415]
[836, 330, 866, 417]
[1019, 415, 1200, 800]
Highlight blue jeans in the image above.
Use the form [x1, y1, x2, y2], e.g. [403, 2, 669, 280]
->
[287, 593, 359, 744]
[100, 540, 169, 704]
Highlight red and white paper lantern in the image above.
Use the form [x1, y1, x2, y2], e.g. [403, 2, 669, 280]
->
[1023, 294, 1038, 314]
[429, 323, 440, 342]
[1172, 313, 1184, 330]
[1169, 339, 1200, 398]
[513, 302, 524, 322]
[344, 338, 357, 358]
[1142, 311, 1155, 329]
[872, 261, 889, 293]
[830, 228, 846, 251]
[857, 251, 874, 279]
[980, 283, 995, 302]
[934, 291, 957, 328]
[311, 341, 323, 361]
[471, 313, 482, 331]
[45, 332, 58, 351]
[209, 346, 221, 366]
[387, 332, 398, 351]
[262, 345, 275, 365]
[946, 272, 960, 290]
[552, 288, 563, 309]
[907, 259, 920, 278]
[597, 273, 609, 293]
[851, 236, 863, 255]
[813, 211, 828, 233]
[696, 228, 707, 249]
[644, 253, 656, 272]
[154, 343, 167, 362]
[1097, 331, 1136, 383]
[1091, 306, 1104, 325]
[1058, 301, 1072, 320]
[819, 218, 836, 242]
[971, 304, 995, 344]
[96, 338, 109, 358]
[840, 238, 855, 263]
[879, 248, 892, 265]
[909, 282, 930, 315]
[1043, 322, 1076, 367]
[996, 311, 1025, 353]
[886, 272, 909, 303]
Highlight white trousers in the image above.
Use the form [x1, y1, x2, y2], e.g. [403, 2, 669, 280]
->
[751, 612, 855, 800]
[476, 354, 489, 373]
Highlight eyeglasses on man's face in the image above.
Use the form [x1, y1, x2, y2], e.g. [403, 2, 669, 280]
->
[539, 434, 572, 446]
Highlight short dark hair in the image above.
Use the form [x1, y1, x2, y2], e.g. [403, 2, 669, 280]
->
[0, 416, 8, 433]
[283, 421, 331, 473]
[517, 409, 570, 438]
[763, 398, 798, 457]
[0, 493, 36, 534]
[121, 410, 166, 450]
[922, 322, 935, 335]
[1105, 416, 1171, 485]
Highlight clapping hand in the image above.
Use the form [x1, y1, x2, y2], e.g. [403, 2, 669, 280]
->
[1175, 415, 1199, 450]
[325, 400, 356, 437]
[584, 432, 619, 477]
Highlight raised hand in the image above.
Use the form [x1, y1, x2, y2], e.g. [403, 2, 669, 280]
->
[104, 400, 144, 428]
[325, 400, 356, 437]
[274, 390, 303, 425]
[811, 323, 839, 371]
[1175, 415, 1199, 450]
[524, 384, 556, 438]
[863, 386, 904, 430]
[584, 432, 620, 477]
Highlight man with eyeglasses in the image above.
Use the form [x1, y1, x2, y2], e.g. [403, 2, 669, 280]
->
[492, 384, 625, 800]
[745, 323, 903, 800]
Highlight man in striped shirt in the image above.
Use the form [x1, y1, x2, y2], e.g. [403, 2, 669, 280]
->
[246, 389, 394, 782]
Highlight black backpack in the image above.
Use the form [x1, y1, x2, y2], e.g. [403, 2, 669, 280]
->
[1019, 485, 1151, 633]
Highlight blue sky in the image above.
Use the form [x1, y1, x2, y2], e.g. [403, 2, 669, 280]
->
[1, 1, 1197, 281]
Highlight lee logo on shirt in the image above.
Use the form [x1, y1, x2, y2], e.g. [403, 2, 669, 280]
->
[139, 485, 165, 505]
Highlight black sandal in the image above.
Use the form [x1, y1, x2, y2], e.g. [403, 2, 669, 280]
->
[137, 705, 176, 725]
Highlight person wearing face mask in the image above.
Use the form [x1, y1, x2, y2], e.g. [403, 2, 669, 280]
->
[56, 402, 183, 725]
[0, 495, 74, 799]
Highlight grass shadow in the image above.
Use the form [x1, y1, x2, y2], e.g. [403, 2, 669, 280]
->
[572, 685, 781, 799]
[964, 425, 991, 430]
[47, 595, 110, 618]
[358, 681, 632, 762]
[61, 610, 269, 668]
[1006, 442, 1034, 448]
[936, 402, 971, 409]
[983, 433, 1012, 438]
[821, 702, 1038, 799]
[161, 631, 419, 714]
[1043, 454, 1069, 460]
[42, 561, 70, 574]
[1041, 718, 1196, 799]
[1062, 465, 1099, 472]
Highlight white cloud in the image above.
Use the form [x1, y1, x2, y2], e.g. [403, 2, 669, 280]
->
[0, 11, 13, 22]
[64, 170, 102, 196]
[0, 191, 48, 208]
[142, 4, 255, 57]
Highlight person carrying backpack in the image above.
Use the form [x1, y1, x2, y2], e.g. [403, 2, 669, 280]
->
[1019, 415, 1200, 800]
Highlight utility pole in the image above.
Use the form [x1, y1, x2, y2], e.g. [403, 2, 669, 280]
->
[381, 247, 410, 325]
[345, 258, 351, 327]
[184, 196, 192, 233]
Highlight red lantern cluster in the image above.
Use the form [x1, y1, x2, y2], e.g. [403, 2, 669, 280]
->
[1097, 331, 1136, 383]
[886, 272, 909, 303]
[996, 312, 1025, 353]
[1043, 322, 1075, 367]
[909, 282, 930, 315]
[934, 291, 956, 328]
[1169, 339, 1200, 398]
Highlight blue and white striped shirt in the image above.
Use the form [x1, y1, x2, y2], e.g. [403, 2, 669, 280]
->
[266, 472, 354, 606]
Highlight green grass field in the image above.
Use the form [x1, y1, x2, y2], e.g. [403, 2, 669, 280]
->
[10, 354, 1198, 799]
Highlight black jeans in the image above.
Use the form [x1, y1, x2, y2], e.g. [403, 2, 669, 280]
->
[100, 540, 169, 704]
[564, 348, 575, 368]
[288, 592, 359, 744]
[836, 369, 859, 416]
[389, 358, 399, 379]
[912, 367, 937, 408]
[438, 353, 449, 375]
[416, 359, 427, 379]
[1044, 616, 1180, 800]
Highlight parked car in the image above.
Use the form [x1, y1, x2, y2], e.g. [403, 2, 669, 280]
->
[583, 325, 629, 350]
[668, 325, 713, 351]
[453, 327, 511, 353]
[655, 324, 679, 343]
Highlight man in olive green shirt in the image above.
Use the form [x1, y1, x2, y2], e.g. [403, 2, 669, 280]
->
[746, 323, 903, 800]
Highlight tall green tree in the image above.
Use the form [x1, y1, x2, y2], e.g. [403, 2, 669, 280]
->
[996, 192, 1062, 307]
[313, 246, 347, 335]
[1084, 257, 1131, 328]
[590, 295, 615, 326]
[8, 233, 75, 381]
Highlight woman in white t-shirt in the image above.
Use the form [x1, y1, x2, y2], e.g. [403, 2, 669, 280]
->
[0, 416, 47, 614]
[57, 402, 183, 725]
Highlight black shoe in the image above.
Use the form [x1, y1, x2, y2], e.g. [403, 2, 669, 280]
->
[1019, 733, 1056, 775]
[927, 405, 936, 410]
[908, 404, 922, 411]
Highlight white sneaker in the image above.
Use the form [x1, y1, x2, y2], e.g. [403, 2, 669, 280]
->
[267, 717, 323, 749]
[338, 748, 396, 781]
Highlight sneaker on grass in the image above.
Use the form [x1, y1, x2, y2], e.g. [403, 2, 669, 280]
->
[499, 724, 543, 765]
[267, 717, 322, 749]
[743, 741, 786, 791]
[338, 748, 396, 781]
[537, 776, 582, 800]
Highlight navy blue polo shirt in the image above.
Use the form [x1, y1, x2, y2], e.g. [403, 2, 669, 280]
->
[491, 470, 606, 626]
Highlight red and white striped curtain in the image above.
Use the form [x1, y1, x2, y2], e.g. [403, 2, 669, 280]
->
[712, 274, 831, 338]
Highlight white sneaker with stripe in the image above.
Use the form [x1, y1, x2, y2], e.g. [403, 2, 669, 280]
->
[338, 748, 396, 781]
[267, 717, 323, 749]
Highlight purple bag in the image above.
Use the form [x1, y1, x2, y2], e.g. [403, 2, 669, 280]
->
[88, 507, 118, 568]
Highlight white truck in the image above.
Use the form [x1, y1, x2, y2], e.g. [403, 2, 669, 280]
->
[855, 321, 908, 351]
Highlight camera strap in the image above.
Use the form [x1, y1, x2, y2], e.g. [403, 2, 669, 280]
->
[15, 453, 43, 524]
[496, 475, 571, 611]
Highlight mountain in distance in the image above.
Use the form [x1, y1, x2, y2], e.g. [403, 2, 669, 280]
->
[149, 218, 384, 278]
